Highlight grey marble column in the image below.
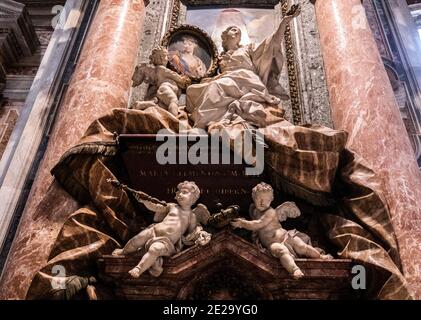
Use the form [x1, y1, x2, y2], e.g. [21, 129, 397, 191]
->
[0, 0, 89, 257]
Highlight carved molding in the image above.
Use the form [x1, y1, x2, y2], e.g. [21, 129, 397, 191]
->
[281, 0, 302, 124]
[98, 230, 355, 300]
[0, 0, 40, 59]
[0, 30, 22, 67]
[170, 0, 181, 29]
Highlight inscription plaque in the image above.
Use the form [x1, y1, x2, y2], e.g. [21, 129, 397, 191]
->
[119, 134, 266, 213]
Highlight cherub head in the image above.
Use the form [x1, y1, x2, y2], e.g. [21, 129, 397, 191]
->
[221, 26, 242, 51]
[150, 46, 169, 66]
[175, 181, 200, 208]
[252, 182, 274, 212]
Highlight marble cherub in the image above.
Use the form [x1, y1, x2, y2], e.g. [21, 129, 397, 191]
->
[132, 45, 191, 117]
[111, 180, 211, 278]
[231, 182, 332, 279]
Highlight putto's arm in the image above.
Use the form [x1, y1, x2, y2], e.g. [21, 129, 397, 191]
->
[165, 69, 191, 88]
[132, 64, 146, 87]
[107, 178, 168, 220]
[232, 212, 272, 231]
[142, 200, 167, 215]
[188, 213, 198, 234]
[242, 215, 271, 230]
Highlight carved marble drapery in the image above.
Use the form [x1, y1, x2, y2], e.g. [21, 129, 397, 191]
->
[0, 0, 147, 299]
[313, 0, 421, 298]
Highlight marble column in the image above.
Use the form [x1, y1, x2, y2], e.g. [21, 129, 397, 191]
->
[314, 0, 421, 298]
[0, 0, 146, 299]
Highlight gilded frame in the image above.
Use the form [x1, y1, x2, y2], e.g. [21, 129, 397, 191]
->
[161, 24, 219, 82]
[169, 0, 303, 124]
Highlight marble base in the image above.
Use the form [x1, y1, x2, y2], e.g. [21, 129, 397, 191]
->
[99, 230, 355, 300]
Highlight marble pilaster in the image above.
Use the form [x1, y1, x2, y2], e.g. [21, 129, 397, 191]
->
[0, 0, 147, 299]
[314, 0, 421, 298]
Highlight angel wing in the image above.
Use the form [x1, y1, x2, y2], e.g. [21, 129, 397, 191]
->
[192, 203, 211, 225]
[132, 63, 156, 87]
[275, 201, 301, 222]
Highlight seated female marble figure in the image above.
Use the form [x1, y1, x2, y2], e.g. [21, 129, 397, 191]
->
[186, 5, 300, 130]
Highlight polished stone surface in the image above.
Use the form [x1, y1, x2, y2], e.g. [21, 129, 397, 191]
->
[315, 0, 421, 298]
[0, 0, 146, 299]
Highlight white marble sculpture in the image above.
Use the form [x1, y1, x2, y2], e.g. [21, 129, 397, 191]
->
[186, 5, 301, 130]
[231, 182, 331, 279]
[132, 45, 190, 116]
[112, 181, 211, 278]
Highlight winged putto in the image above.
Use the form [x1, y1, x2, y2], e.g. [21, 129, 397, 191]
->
[231, 182, 332, 279]
[109, 179, 211, 278]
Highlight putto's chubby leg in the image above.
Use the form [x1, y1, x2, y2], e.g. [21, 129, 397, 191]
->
[112, 228, 154, 256]
[128, 242, 167, 278]
[270, 243, 304, 280]
[157, 82, 180, 116]
[291, 237, 326, 259]
[168, 102, 179, 116]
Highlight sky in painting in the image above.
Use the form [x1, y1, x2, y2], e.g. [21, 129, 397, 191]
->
[186, 7, 276, 52]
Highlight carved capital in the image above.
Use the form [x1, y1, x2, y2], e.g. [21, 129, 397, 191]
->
[0, 0, 40, 65]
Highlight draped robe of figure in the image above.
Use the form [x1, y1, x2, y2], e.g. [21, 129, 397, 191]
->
[186, 28, 288, 129]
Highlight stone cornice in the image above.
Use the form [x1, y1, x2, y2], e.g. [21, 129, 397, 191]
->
[0, 0, 40, 68]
